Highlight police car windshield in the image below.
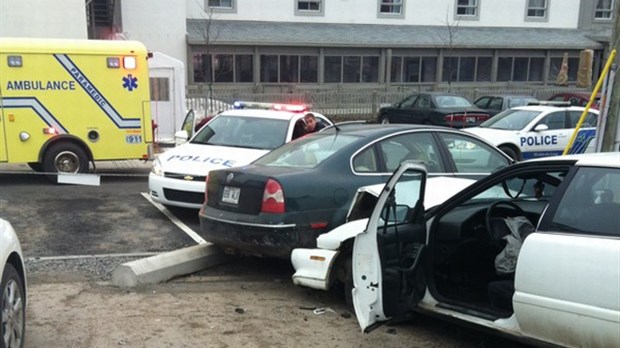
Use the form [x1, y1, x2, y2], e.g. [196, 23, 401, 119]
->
[190, 115, 289, 150]
[479, 109, 542, 130]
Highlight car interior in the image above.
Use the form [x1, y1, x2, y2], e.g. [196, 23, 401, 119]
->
[425, 167, 571, 319]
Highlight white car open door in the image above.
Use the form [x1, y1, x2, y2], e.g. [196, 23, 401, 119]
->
[352, 161, 428, 332]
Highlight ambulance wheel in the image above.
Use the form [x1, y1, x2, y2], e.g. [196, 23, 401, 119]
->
[27, 162, 43, 172]
[43, 143, 89, 174]
[499, 146, 519, 162]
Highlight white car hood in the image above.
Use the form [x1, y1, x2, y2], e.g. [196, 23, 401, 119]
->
[317, 176, 476, 250]
[465, 127, 520, 145]
[157, 143, 268, 175]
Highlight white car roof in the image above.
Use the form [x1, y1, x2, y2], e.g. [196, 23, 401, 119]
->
[523, 152, 620, 168]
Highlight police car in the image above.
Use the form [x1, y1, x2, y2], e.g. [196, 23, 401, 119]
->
[148, 102, 333, 209]
[464, 104, 598, 161]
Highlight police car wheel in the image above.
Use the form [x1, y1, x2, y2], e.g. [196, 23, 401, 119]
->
[43, 143, 89, 174]
[499, 146, 519, 161]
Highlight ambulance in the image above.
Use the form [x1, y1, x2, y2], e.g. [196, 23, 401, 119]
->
[0, 37, 153, 175]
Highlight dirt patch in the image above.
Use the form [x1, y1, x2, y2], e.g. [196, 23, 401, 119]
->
[25, 269, 486, 348]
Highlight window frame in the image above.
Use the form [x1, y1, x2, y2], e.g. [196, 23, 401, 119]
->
[378, 0, 405, 19]
[206, 0, 236, 13]
[296, 0, 324, 16]
[594, 0, 615, 20]
[454, 0, 480, 21]
[525, 0, 549, 22]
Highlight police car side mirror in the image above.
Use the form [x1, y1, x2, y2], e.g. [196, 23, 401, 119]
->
[534, 124, 549, 132]
[174, 130, 189, 146]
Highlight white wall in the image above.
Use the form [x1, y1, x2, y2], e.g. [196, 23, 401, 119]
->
[121, 0, 187, 66]
[0, 0, 87, 38]
[186, 0, 580, 28]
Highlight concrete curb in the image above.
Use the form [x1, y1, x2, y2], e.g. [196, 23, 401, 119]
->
[111, 243, 234, 287]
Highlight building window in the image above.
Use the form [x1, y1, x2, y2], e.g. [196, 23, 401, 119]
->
[206, 0, 236, 12]
[325, 55, 380, 83]
[260, 55, 279, 83]
[235, 55, 253, 82]
[595, 0, 614, 19]
[300, 56, 319, 83]
[259, 54, 319, 83]
[296, 0, 323, 15]
[497, 56, 545, 82]
[441, 56, 492, 82]
[378, 0, 404, 18]
[455, 0, 479, 20]
[476, 57, 492, 81]
[193, 53, 253, 83]
[280, 56, 299, 83]
[526, 0, 548, 20]
[391, 56, 437, 83]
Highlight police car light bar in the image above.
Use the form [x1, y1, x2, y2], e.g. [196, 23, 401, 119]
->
[527, 101, 572, 107]
[233, 101, 309, 112]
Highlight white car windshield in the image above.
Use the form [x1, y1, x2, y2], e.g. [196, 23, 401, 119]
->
[254, 134, 359, 168]
[190, 115, 289, 150]
[478, 109, 542, 130]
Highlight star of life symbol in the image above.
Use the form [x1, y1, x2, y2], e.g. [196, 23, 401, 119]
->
[122, 74, 138, 91]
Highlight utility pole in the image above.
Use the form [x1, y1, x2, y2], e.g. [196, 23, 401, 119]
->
[601, 6, 620, 151]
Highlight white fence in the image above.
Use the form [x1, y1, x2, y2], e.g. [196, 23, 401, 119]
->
[186, 85, 593, 121]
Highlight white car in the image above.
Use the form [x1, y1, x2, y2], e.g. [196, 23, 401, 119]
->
[0, 218, 27, 348]
[465, 105, 598, 161]
[291, 175, 476, 304]
[149, 103, 333, 209]
[352, 153, 620, 347]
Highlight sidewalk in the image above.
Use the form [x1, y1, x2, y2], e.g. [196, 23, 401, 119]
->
[0, 159, 153, 173]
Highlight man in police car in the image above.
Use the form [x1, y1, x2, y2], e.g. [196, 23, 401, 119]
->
[303, 112, 325, 134]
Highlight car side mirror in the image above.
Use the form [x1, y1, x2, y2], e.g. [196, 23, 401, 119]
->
[174, 130, 189, 146]
[380, 204, 410, 224]
[534, 124, 549, 132]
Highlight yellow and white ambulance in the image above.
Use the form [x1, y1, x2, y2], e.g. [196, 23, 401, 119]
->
[0, 37, 153, 174]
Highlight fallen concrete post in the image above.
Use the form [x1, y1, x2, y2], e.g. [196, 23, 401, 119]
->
[112, 243, 234, 287]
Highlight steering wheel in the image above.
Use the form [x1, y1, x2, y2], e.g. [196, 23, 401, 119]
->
[485, 201, 526, 247]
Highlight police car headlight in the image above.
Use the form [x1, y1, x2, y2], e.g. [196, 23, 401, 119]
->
[151, 158, 163, 176]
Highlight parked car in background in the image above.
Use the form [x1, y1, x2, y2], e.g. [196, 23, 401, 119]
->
[473, 95, 539, 117]
[149, 102, 333, 209]
[377, 92, 490, 128]
[199, 124, 513, 258]
[0, 218, 27, 348]
[548, 92, 601, 109]
[465, 105, 598, 161]
[352, 153, 620, 347]
[291, 175, 477, 306]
